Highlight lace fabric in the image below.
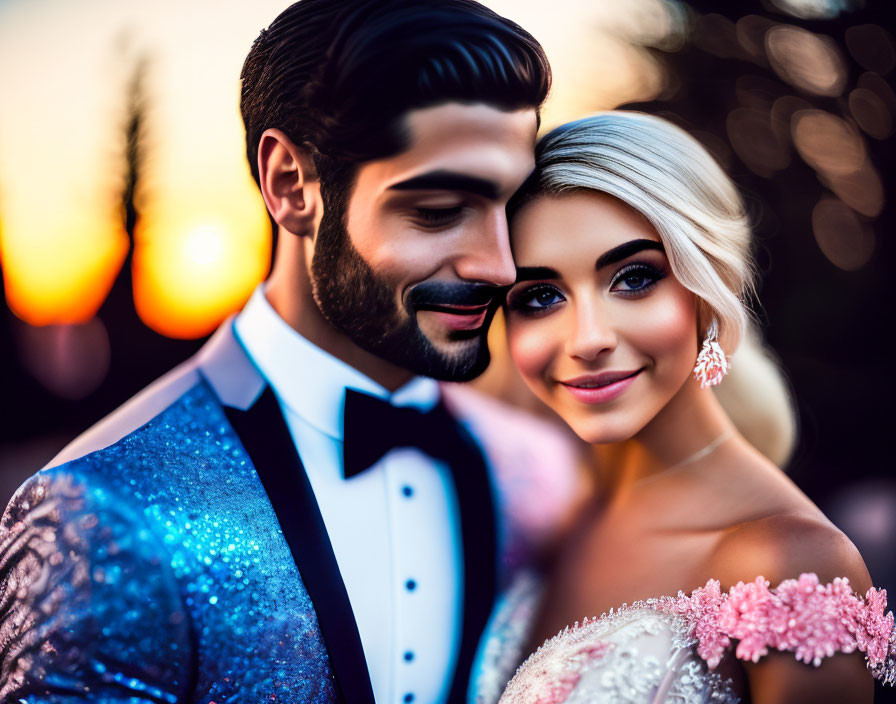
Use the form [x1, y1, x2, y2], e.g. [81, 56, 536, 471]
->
[499, 607, 737, 704]
[493, 573, 896, 704]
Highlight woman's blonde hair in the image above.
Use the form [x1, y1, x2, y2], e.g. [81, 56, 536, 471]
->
[507, 111, 797, 465]
[515, 110, 754, 352]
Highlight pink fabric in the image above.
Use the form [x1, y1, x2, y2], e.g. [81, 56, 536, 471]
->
[659, 573, 895, 670]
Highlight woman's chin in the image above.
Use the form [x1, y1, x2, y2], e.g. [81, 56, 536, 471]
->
[567, 417, 641, 446]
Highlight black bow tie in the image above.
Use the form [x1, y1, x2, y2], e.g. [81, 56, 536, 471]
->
[342, 388, 459, 478]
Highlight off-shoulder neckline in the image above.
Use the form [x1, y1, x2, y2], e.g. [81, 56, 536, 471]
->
[538, 572, 895, 678]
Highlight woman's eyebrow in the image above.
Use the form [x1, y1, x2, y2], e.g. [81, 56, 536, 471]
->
[515, 266, 559, 282]
[595, 239, 664, 270]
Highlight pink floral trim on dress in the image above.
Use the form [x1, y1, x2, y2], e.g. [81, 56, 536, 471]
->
[659, 573, 895, 677]
[500, 573, 896, 704]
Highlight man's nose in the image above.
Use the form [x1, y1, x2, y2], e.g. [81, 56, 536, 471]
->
[564, 301, 617, 361]
[452, 209, 516, 287]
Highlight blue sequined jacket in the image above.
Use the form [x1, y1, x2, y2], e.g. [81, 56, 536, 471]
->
[0, 322, 580, 703]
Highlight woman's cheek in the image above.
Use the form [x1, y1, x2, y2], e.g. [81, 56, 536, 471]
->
[507, 318, 556, 392]
[634, 287, 698, 373]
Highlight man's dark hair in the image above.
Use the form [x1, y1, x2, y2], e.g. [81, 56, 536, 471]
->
[240, 0, 551, 190]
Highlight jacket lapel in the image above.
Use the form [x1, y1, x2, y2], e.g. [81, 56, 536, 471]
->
[224, 387, 375, 704]
[440, 407, 499, 703]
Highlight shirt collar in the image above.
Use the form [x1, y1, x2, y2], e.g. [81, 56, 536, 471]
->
[233, 286, 440, 440]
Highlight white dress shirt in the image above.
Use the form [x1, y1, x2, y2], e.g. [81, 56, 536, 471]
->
[234, 286, 464, 704]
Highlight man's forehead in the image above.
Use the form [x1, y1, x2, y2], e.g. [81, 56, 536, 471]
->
[403, 101, 537, 139]
[357, 103, 538, 196]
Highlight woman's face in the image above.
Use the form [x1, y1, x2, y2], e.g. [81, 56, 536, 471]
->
[506, 190, 699, 444]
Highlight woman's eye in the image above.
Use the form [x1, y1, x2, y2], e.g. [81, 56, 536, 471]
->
[414, 206, 464, 227]
[611, 264, 665, 294]
[620, 272, 650, 290]
[509, 285, 565, 312]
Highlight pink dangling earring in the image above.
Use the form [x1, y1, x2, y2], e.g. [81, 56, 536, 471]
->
[693, 320, 729, 389]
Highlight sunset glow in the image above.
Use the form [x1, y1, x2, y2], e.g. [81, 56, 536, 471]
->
[133, 207, 270, 339]
[0, 208, 129, 325]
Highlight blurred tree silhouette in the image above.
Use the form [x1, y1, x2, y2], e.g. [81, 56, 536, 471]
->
[122, 54, 148, 241]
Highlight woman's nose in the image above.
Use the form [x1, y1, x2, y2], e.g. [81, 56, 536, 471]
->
[564, 303, 617, 361]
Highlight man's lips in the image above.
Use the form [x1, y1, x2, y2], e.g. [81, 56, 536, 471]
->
[406, 281, 501, 335]
[417, 303, 491, 331]
[415, 303, 491, 313]
[558, 369, 643, 404]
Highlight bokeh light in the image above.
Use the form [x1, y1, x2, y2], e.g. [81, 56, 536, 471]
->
[770, 94, 813, 135]
[736, 15, 778, 65]
[726, 107, 791, 177]
[768, 0, 860, 21]
[821, 159, 884, 218]
[858, 72, 896, 115]
[844, 24, 896, 75]
[849, 87, 894, 140]
[14, 318, 111, 399]
[828, 481, 896, 590]
[791, 109, 866, 176]
[765, 25, 847, 97]
[693, 14, 741, 60]
[811, 197, 875, 271]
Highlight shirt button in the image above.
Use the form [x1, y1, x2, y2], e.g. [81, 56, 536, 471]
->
[405, 579, 417, 592]
[403, 651, 415, 662]
[403, 694, 415, 703]
[401, 485, 414, 498]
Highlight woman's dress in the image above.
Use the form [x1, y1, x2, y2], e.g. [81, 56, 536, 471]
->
[477, 572, 896, 703]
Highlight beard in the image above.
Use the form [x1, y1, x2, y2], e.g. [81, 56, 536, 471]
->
[309, 192, 500, 382]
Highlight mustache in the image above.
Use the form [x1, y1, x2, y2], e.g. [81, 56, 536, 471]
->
[406, 281, 505, 311]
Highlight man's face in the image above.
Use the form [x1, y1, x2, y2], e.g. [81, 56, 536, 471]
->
[310, 102, 538, 381]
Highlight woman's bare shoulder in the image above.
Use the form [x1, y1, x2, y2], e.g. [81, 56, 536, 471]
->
[708, 509, 872, 594]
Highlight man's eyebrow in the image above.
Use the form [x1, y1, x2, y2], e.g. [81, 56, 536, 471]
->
[595, 239, 664, 269]
[387, 170, 500, 199]
[515, 266, 560, 282]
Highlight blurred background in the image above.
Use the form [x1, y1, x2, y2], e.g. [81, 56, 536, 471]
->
[0, 0, 893, 693]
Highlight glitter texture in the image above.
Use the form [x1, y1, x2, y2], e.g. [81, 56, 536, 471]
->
[0, 382, 336, 702]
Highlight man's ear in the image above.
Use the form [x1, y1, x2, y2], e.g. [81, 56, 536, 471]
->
[257, 128, 319, 236]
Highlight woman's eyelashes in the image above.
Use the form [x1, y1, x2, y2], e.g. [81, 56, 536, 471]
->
[508, 261, 668, 313]
[609, 262, 666, 296]
[508, 284, 565, 313]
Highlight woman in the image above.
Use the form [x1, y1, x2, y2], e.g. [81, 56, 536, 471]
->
[494, 112, 895, 702]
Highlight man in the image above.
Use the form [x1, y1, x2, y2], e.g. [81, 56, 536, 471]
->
[0, 2, 578, 702]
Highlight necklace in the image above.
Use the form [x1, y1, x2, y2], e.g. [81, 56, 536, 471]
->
[632, 429, 734, 489]
[671, 429, 734, 469]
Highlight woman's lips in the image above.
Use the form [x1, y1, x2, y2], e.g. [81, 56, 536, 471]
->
[559, 370, 642, 404]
